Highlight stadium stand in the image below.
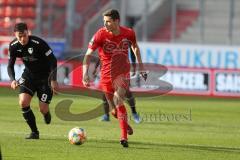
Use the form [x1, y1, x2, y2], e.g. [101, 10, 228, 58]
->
[150, 9, 199, 42]
[176, 0, 240, 45]
[0, 0, 36, 35]
[71, 0, 109, 48]
[40, 0, 109, 48]
[135, 0, 239, 45]
[0, 0, 238, 50]
[0, 0, 109, 49]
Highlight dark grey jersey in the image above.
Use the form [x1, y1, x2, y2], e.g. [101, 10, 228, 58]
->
[8, 35, 57, 81]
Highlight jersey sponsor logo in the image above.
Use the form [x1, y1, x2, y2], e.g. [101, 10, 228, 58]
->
[28, 48, 33, 54]
[17, 49, 22, 52]
[45, 49, 52, 56]
[103, 39, 130, 53]
[22, 56, 38, 61]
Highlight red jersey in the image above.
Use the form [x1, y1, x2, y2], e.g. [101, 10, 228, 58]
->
[88, 26, 137, 84]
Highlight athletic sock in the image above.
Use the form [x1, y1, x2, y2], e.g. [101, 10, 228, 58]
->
[22, 106, 38, 134]
[102, 94, 110, 116]
[117, 105, 128, 140]
[126, 92, 137, 114]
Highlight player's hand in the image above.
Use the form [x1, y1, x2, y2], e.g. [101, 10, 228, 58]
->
[51, 80, 58, 95]
[10, 80, 18, 90]
[82, 74, 90, 87]
[139, 64, 147, 81]
[140, 71, 148, 81]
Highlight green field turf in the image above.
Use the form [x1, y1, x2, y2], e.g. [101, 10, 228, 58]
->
[0, 87, 240, 160]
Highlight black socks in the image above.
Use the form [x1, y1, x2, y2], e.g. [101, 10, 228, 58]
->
[22, 106, 39, 134]
[102, 94, 110, 116]
[125, 91, 137, 114]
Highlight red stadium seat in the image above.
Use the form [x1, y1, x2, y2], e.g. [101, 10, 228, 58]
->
[0, 17, 12, 28]
[0, 0, 36, 6]
[26, 20, 36, 30]
[24, 7, 36, 18]
[0, 0, 37, 37]
[0, 0, 8, 5]
[0, 7, 5, 17]
[4, 6, 12, 17]
[6, 0, 14, 5]
[26, 0, 36, 6]
[16, 7, 23, 17]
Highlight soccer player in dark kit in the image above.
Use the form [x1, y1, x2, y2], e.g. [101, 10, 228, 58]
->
[7, 22, 58, 139]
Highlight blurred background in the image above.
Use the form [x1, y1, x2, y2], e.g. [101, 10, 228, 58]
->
[0, 0, 239, 52]
[0, 0, 240, 97]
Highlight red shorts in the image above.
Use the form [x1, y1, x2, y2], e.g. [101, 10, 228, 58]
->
[100, 73, 130, 100]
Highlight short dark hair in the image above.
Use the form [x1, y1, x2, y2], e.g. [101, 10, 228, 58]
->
[103, 9, 120, 20]
[14, 22, 28, 32]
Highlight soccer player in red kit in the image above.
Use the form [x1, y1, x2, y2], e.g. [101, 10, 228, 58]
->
[82, 9, 147, 147]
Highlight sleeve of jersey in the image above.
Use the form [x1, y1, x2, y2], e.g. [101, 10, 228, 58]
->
[130, 29, 137, 46]
[40, 40, 53, 57]
[7, 47, 16, 81]
[47, 53, 57, 81]
[41, 40, 57, 81]
[88, 31, 101, 51]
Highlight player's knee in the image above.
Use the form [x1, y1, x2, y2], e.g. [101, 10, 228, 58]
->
[113, 92, 124, 105]
[39, 108, 46, 114]
[19, 99, 30, 107]
[39, 104, 49, 114]
[39, 107, 48, 114]
[113, 92, 119, 100]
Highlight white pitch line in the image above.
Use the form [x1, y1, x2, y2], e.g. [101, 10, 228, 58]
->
[0, 131, 67, 137]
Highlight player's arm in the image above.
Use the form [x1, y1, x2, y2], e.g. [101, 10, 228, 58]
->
[83, 31, 100, 86]
[92, 58, 100, 78]
[131, 43, 147, 80]
[7, 50, 18, 90]
[82, 48, 95, 87]
[129, 49, 136, 76]
[46, 51, 58, 94]
[46, 51, 57, 80]
[41, 39, 58, 94]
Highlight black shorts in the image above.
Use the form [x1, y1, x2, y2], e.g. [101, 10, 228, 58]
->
[18, 77, 53, 104]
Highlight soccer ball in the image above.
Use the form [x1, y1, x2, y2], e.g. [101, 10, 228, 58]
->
[68, 127, 87, 145]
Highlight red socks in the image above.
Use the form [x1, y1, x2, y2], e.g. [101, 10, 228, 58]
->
[117, 105, 128, 140]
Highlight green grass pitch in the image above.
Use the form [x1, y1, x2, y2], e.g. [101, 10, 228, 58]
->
[0, 87, 240, 160]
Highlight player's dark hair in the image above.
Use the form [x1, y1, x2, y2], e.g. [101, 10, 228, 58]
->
[103, 9, 120, 20]
[14, 22, 28, 32]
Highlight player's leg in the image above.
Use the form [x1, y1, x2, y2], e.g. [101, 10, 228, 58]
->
[19, 78, 39, 139]
[39, 102, 51, 124]
[37, 80, 53, 124]
[19, 93, 39, 139]
[125, 90, 141, 124]
[104, 92, 117, 118]
[100, 94, 110, 121]
[113, 74, 134, 147]
[100, 83, 116, 118]
[114, 86, 133, 148]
